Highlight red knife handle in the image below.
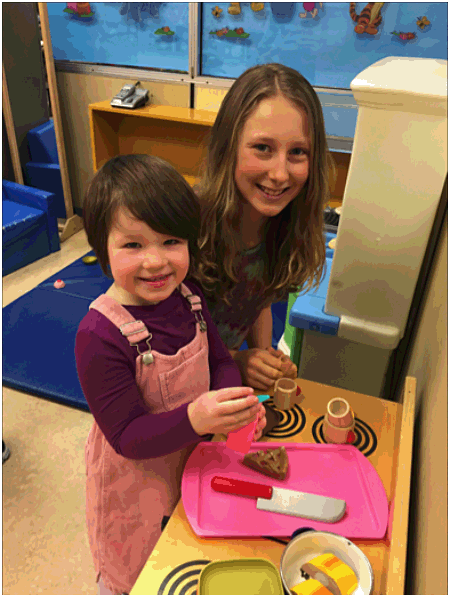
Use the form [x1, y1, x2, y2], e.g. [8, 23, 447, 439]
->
[211, 476, 273, 500]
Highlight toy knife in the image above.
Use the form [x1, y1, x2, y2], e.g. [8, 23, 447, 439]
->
[211, 476, 346, 523]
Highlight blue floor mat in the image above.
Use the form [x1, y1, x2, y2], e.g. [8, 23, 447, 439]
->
[3, 252, 287, 412]
[3, 252, 110, 411]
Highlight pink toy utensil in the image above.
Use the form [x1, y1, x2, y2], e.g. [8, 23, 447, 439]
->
[323, 398, 355, 444]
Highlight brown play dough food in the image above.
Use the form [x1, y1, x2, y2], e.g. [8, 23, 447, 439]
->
[242, 446, 289, 480]
[262, 404, 282, 436]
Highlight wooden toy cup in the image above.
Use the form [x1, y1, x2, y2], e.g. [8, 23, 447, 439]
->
[323, 398, 355, 444]
[273, 378, 297, 410]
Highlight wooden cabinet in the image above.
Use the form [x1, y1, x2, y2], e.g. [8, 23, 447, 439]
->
[89, 100, 349, 203]
[89, 101, 216, 187]
[330, 152, 351, 208]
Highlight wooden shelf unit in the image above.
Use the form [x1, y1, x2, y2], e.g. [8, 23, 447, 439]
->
[89, 101, 349, 203]
[89, 102, 217, 187]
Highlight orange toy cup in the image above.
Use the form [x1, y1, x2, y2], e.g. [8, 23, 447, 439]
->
[326, 398, 354, 428]
[323, 398, 355, 444]
[274, 378, 297, 410]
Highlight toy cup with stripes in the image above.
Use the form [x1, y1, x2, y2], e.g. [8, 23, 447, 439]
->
[323, 397, 355, 444]
[274, 378, 297, 410]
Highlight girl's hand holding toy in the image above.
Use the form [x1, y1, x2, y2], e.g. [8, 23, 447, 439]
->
[233, 348, 282, 390]
[233, 347, 297, 390]
[267, 346, 298, 379]
[187, 386, 262, 436]
[253, 405, 268, 441]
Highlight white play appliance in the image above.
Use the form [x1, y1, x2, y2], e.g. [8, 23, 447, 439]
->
[288, 57, 447, 397]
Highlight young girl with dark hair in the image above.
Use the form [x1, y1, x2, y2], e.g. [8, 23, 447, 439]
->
[76, 154, 266, 594]
[195, 63, 333, 390]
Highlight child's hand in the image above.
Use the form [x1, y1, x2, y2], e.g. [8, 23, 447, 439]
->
[253, 404, 267, 441]
[267, 347, 298, 379]
[233, 348, 282, 389]
[233, 348, 297, 390]
[187, 387, 260, 436]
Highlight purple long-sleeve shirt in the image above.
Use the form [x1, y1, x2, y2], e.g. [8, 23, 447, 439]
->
[75, 280, 242, 460]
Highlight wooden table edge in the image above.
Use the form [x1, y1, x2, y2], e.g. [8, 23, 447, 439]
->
[385, 376, 416, 594]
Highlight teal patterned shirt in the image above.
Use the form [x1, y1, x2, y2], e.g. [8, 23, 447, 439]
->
[203, 242, 272, 350]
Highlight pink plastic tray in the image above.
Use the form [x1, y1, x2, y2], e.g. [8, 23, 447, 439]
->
[181, 442, 388, 539]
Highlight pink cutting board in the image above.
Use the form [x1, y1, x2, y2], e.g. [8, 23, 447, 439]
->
[181, 442, 388, 539]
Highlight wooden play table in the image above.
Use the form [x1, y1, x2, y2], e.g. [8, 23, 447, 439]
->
[131, 377, 415, 595]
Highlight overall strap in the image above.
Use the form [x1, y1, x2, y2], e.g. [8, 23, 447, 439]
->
[89, 295, 154, 364]
[179, 283, 207, 332]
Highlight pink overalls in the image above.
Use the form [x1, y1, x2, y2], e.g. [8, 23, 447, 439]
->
[85, 284, 209, 594]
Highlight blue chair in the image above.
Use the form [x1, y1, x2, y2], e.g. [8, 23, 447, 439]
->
[24, 120, 66, 219]
[3, 180, 60, 276]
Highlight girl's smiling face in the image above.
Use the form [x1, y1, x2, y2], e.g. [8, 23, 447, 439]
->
[107, 208, 189, 306]
[235, 94, 310, 227]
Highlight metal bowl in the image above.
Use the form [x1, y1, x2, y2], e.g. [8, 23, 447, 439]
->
[280, 528, 373, 595]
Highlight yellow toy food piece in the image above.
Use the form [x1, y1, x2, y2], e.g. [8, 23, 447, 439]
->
[290, 553, 358, 595]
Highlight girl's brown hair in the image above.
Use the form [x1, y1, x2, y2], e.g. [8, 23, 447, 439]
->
[83, 154, 201, 276]
[195, 63, 334, 306]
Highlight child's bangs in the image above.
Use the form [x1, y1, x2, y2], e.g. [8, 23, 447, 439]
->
[118, 186, 198, 242]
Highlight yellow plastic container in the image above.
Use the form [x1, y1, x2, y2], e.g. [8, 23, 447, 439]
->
[290, 553, 358, 595]
[198, 558, 284, 595]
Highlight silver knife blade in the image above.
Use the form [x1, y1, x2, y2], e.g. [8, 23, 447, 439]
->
[257, 486, 346, 523]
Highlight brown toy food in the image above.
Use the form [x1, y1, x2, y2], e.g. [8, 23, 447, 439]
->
[242, 446, 289, 480]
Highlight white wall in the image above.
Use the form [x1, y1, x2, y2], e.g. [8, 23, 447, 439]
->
[402, 213, 448, 595]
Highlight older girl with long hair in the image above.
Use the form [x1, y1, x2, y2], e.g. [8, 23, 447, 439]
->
[195, 63, 333, 390]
